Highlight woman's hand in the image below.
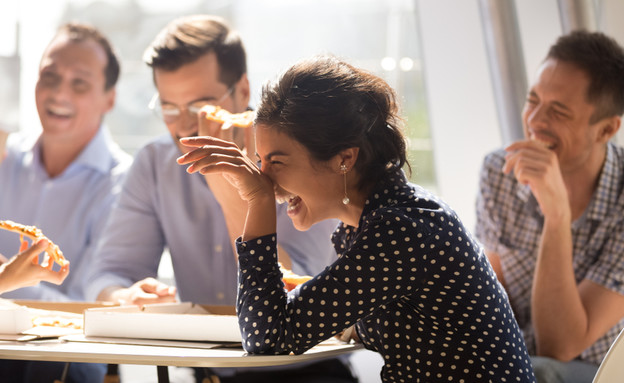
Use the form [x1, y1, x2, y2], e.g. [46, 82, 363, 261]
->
[0, 239, 69, 294]
[177, 136, 278, 241]
[177, 136, 274, 203]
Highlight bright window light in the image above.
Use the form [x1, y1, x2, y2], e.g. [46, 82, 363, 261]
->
[381, 57, 396, 71]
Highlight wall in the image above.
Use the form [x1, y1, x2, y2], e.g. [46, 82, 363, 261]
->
[417, 0, 502, 232]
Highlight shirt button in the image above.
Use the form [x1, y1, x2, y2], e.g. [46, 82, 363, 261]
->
[217, 292, 225, 300]
[214, 245, 223, 252]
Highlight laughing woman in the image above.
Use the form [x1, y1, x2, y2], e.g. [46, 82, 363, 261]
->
[178, 55, 536, 383]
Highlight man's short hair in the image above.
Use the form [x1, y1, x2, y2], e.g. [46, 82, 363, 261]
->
[143, 15, 247, 88]
[547, 30, 624, 122]
[53, 22, 121, 90]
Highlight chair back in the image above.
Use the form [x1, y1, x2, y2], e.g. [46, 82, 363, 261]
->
[593, 328, 624, 383]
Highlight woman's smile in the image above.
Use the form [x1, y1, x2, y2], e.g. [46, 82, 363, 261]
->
[276, 193, 303, 217]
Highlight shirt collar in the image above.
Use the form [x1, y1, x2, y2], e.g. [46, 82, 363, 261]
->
[31, 126, 115, 176]
[358, 169, 409, 226]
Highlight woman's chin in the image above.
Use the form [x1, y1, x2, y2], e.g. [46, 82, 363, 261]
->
[292, 220, 312, 232]
[286, 200, 321, 231]
[289, 211, 315, 232]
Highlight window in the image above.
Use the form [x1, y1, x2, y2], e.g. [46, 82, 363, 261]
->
[13, 0, 435, 189]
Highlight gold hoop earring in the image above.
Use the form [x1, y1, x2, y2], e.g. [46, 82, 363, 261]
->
[341, 164, 350, 205]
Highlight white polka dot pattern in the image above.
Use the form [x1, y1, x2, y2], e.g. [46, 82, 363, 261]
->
[236, 171, 536, 382]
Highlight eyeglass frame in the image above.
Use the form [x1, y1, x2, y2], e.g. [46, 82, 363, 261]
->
[148, 85, 235, 123]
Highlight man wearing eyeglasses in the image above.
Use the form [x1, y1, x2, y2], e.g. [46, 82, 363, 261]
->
[85, 15, 356, 383]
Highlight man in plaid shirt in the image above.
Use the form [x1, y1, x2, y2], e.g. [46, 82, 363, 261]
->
[476, 30, 624, 383]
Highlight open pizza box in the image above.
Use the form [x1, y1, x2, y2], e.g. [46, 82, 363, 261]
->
[82, 302, 241, 343]
[0, 299, 117, 340]
[0, 300, 240, 345]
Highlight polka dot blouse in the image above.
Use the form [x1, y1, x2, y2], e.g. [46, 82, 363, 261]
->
[236, 171, 536, 382]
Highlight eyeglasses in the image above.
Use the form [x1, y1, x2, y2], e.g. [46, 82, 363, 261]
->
[148, 86, 235, 123]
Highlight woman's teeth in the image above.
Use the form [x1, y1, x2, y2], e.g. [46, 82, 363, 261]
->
[286, 196, 301, 213]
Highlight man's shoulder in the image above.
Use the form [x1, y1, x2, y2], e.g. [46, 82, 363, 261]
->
[108, 143, 133, 171]
[5, 131, 37, 154]
[609, 141, 624, 164]
[123, 134, 185, 187]
[0, 133, 38, 175]
[133, 134, 177, 160]
[479, 147, 513, 186]
[125, 134, 177, 170]
[477, 147, 526, 209]
[482, 147, 507, 168]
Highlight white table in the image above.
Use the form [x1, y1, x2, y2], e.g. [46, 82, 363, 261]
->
[0, 337, 362, 382]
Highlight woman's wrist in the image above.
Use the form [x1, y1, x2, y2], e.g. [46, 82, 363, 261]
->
[242, 194, 277, 241]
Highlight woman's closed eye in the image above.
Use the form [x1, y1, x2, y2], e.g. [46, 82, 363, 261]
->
[256, 157, 284, 170]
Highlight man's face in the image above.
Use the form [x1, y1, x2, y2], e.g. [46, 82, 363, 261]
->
[522, 58, 607, 173]
[35, 35, 114, 143]
[154, 52, 249, 154]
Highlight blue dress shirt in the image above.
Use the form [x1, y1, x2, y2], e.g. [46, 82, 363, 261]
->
[85, 134, 339, 305]
[0, 128, 132, 301]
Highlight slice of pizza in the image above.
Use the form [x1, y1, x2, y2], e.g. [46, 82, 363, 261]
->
[279, 263, 313, 292]
[0, 220, 69, 269]
[201, 105, 254, 128]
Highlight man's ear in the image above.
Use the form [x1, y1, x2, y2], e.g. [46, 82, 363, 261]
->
[104, 88, 116, 113]
[597, 115, 621, 144]
[235, 73, 250, 111]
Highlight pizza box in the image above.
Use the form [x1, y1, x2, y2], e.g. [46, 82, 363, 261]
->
[0, 304, 31, 334]
[83, 302, 241, 343]
[0, 299, 117, 339]
[11, 299, 118, 314]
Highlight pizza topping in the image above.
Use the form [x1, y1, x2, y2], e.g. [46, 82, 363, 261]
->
[31, 315, 82, 330]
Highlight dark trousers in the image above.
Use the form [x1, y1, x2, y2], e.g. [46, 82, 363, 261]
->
[195, 358, 358, 383]
[0, 360, 106, 383]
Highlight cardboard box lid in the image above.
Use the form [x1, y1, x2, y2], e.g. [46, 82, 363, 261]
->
[11, 300, 118, 314]
[84, 302, 241, 343]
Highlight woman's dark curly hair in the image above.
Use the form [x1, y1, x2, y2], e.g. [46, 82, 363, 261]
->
[255, 55, 409, 190]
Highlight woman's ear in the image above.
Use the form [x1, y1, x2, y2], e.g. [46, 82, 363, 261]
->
[336, 147, 360, 172]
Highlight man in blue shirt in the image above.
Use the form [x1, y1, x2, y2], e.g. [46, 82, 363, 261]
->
[0, 22, 131, 383]
[86, 15, 355, 383]
[0, 23, 131, 300]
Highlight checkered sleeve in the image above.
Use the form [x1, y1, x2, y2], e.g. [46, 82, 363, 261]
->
[475, 150, 508, 255]
[584, 215, 624, 296]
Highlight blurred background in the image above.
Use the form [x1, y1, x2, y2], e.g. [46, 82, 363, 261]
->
[4, 0, 624, 231]
[1, 0, 623, 381]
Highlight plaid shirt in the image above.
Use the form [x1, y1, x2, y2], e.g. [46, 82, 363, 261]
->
[475, 142, 624, 365]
